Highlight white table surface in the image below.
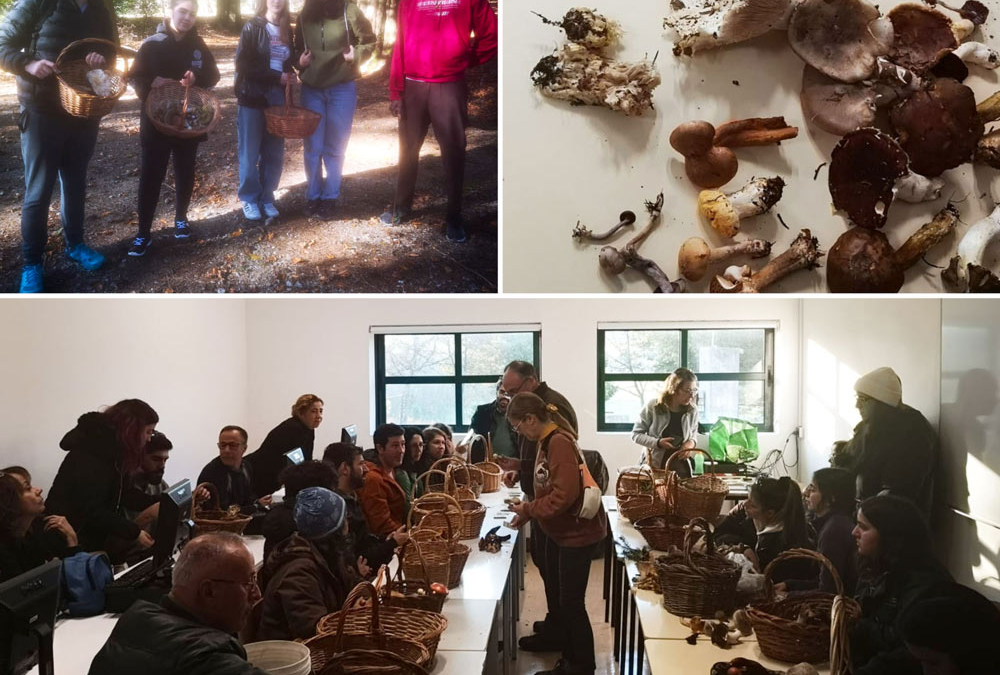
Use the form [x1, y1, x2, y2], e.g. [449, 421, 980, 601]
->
[645, 638, 831, 675]
[430, 650, 488, 675]
[438, 599, 497, 652]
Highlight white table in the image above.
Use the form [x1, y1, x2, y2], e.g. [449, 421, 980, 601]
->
[644, 639, 832, 675]
[430, 650, 488, 675]
[438, 599, 496, 653]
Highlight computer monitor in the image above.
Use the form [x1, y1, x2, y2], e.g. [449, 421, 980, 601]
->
[341, 425, 357, 445]
[284, 448, 305, 465]
[153, 479, 193, 566]
[0, 559, 61, 675]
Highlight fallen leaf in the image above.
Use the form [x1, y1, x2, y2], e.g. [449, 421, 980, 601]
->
[232, 229, 243, 237]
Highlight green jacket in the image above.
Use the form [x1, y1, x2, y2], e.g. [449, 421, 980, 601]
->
[395, 468, 416, 516]
[293, 1, 375, 89]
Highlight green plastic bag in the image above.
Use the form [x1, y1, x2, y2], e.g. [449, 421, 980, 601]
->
[707, 417, 760, 463]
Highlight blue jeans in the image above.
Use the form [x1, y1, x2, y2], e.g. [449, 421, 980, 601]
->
[301, 80, 357, 201]
[19, 108, 99, 265]
[237, 86, 285, 205]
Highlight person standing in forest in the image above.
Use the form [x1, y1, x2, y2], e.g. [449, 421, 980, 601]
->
[379, 0, 498, 243]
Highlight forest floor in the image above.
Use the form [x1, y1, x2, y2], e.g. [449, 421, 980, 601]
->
[0, 19, 498, 293]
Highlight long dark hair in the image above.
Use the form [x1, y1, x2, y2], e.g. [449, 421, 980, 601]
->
[0, 472, 25, 538]
[751, 476, 811, 548]
[812, 467, 856, 515]
[103, 399, 159, 474]
[858, 494, 938, 575]
[401, 426, 424, 473]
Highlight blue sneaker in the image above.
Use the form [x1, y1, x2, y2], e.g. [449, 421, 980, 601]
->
[128, 237, 152, 257]
[174, 220, 192, 239]
[242, 202, 262, 221]
[19, 264, 43, 293]
[66, 243, 105, 271]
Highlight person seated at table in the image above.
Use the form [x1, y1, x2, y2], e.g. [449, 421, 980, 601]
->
[357, 424, 408, 536]
[46, 399, 161, 561]
[261, 459, 338, 563]
[778, 467, 858, 595]
[246, 394, 324, 497]
[325, 442, 404, 571]
[257, 487, 361, 641]
[415, 425, 450, 486]
[397, 426, 424, 505]
[631, 368, 699, 471]
[431, 422, 455, 453]
[507, 392, 607, 675]
[88, 532, 268, 675]
[469, 379, 518, 462]
[851, 494, 951, 675]
[198, 426, 273, 515]
[125, 430, 173, 523]
[0, 467, 80, 583]
[899, 582, 1000, 675]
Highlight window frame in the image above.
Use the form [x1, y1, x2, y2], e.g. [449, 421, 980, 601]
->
[597, 327, 775, 433]
[374, 330, 541, 432]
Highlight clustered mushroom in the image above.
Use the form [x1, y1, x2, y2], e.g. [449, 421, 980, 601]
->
[710, 229, 824, 293]
[670, 118, 798, 188]
[596, 193, 685, 293]
[698, 177, 786, 237]
[942, 205, 1000, 292]
[530, 8, 661, 116]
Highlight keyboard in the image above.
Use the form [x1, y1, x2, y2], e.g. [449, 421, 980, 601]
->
[104, 558, 172, 613]
[107, 558, 169, 589]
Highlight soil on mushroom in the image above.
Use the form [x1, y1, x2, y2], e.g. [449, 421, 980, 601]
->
[0, 20, 498, 293]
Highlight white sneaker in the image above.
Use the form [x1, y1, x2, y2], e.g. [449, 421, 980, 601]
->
[242, 202, 262, 221]
[262, 203, 279, 218]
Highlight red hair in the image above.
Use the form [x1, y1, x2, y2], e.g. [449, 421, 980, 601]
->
[103, 399, 159, 474]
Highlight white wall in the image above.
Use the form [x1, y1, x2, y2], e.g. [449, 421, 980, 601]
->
[243, 297, 801, 478]
[798, 298, 942, 483]
[0, 299, 249, 491]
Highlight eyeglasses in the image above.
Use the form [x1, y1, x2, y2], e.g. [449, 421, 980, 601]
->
[499, 379, 529, 400]
[679, 386, 699, 396]
[208, 573, 257, 594]
[218, 442, 245, 450]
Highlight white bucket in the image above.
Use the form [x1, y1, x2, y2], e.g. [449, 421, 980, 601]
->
[244, 640, 312, 675]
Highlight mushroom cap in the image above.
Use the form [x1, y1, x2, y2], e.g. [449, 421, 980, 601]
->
[787, 0, 894, 83]
[888, 4, 958, 74]
[709, 265, 751, 293]
[829, 128, 909, 229]
[827, 227, 904, 292]
[678, 237, 713, 281]
[599, 246, 626, 274]
[958, 1, 989, 26]
[890, 78, 984, 177]
[800, 65, 878, 135]
[930, 52, 969, 82]
[698, 189, 741, 238]
[684, 147, 739, 189]
[670, 121, 716, 157]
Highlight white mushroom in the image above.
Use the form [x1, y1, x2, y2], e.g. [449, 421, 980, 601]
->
[664, 0, 793, 56]
[942, 204, 1000, 292]
[698, 177, 785, 237]
[893, 171, 945, 203]
[954, 42, 1000, 69]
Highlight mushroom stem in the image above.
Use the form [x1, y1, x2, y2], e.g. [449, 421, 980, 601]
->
[942, 204, 1000, 291]
[977, 91, 1000, 123]
[713, 117, 799, 147]
[893, 203, 961, 270]
[975, 130, 1000, 168]
[699, 177, 785, 237]
[677, 236, 772, 281]
[572, 210, 637, 241]
[954, 42, 1000, 69]
[708, 240, 773, 264]
[621, 248, 685, 293]
[894, 171, 945, 202]
[751, 229, 824, 291]
[625, 192, 664, 250]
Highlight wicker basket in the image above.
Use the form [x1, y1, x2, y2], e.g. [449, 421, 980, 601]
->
[408, 520, 470, 589]
[654, 517, 741, 617]
[145, 81, 221, 138]
[192, 482, 252, 536]
[305, 583, 430, 673]
[399, 537, 452, 589]
[376, 560, 447, 614]
[265, 82, 322, 139]
[55, 38, 126, 119]
[617, 464, 671, 513]
[633, 513, 689, 551]
[316, 649, 429, 675]
[409, 489, 466, 536]
[747, 549, 861, 671]
[668, 449, 728, 521]
[474, 434, 503, 493]
[618, 493, 660, 522]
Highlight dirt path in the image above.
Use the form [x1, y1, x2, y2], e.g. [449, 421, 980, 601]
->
[0, 22, 497, 293]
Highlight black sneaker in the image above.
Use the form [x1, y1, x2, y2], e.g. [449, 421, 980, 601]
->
[534, 659, 569, 675]
[532, 620, 547, 634]
[128, 237, 151, 257]
[174, 220, 191, 239]
[518, 633, 562, 653]
[320, 199, 338, 220]
[379, 207, 411, 226]
[446, 216, 467, 243]
[305, 199, 322, 217]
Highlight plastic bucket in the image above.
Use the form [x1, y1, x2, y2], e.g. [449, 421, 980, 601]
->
[244, 640, 312, 675]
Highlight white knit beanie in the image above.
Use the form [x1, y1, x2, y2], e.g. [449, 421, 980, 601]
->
[854, 367, 902, 407]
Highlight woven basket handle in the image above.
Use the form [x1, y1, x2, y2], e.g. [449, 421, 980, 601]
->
[486, 433, 494, 462]
[445, 461, 483, 489]
[396, 538, 433, 587]
[333, 582, 382, 652]
[681, 516, 714, 576]
[55, 37, 120, 70]
[373, 564, 388, 598]
[320, 649, 429, 675]
[178, 82, 191, 130]
[192, 482, 219, 517]
[616, 464, 654, 493]
[665, 448, 718, 477]
[761, 547, 845, 600]
[414, 469, 450, 498]
[284, 81, 292, 113]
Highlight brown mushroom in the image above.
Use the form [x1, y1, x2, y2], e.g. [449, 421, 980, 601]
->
[890, 78, 984, 177]
[888, 4, 958, 74]
[800, 65, 879, 135]
[677, 237, 773, 282]
[827, 204, 958, 292]
[829, 128, 909, 229]
[710, 229, 823, 293]
[975, 130, 1000, 169]
[787, 0, 894, 83]
[670, 121, 738, 189]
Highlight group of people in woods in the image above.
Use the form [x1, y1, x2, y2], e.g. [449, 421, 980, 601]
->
[0, 0, 499, 292]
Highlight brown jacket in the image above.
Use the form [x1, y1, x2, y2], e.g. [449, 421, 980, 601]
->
[524, 428, 607, 548]
[256, 534, 354, 641]
[356, 461, 407, 535]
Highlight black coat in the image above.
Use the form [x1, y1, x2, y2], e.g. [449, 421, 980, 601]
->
[197, 456, 258, 515]
[234, 16, 293, 108]
[245, 417, 315, 497]
[0, 0, 117, 116]
[261, 501, 295, 564]
[46, 412, 158, 551]
[787, 511, 858, 595]
[469, 400, 517, 463]
[88, 596, 268, 675]
[0, 517, 80, 583]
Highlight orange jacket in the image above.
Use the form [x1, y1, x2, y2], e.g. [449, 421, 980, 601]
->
[356, 461, 407, 536]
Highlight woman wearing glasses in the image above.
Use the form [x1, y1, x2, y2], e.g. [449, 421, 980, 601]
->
[631, 367, 700, 471]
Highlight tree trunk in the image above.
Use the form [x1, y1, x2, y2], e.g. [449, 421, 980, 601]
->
[217, 0, 241, 27]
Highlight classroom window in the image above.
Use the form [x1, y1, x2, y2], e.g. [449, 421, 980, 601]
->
[598, 327, 774, 432]
[375, 330, 540, 432]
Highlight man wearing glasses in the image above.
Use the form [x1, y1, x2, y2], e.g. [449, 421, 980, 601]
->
[89, 532, 268, 674]
[832, 367, 937, 517]
[197, 426, 274, 516]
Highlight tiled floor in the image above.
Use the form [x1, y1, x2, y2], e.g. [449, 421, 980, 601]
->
[515, 552, 650, 675]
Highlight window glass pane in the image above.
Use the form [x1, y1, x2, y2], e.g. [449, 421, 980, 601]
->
[603, 379, 663, 426]
[462, 333, 534, 376]
[699, 380, 765, 425]
[462, 382, 500, 425]
[384, 335, 454, 377]
[687, 329, 765, 373]
[604, 331, 681, 375]
[386, 384, 456, 426]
